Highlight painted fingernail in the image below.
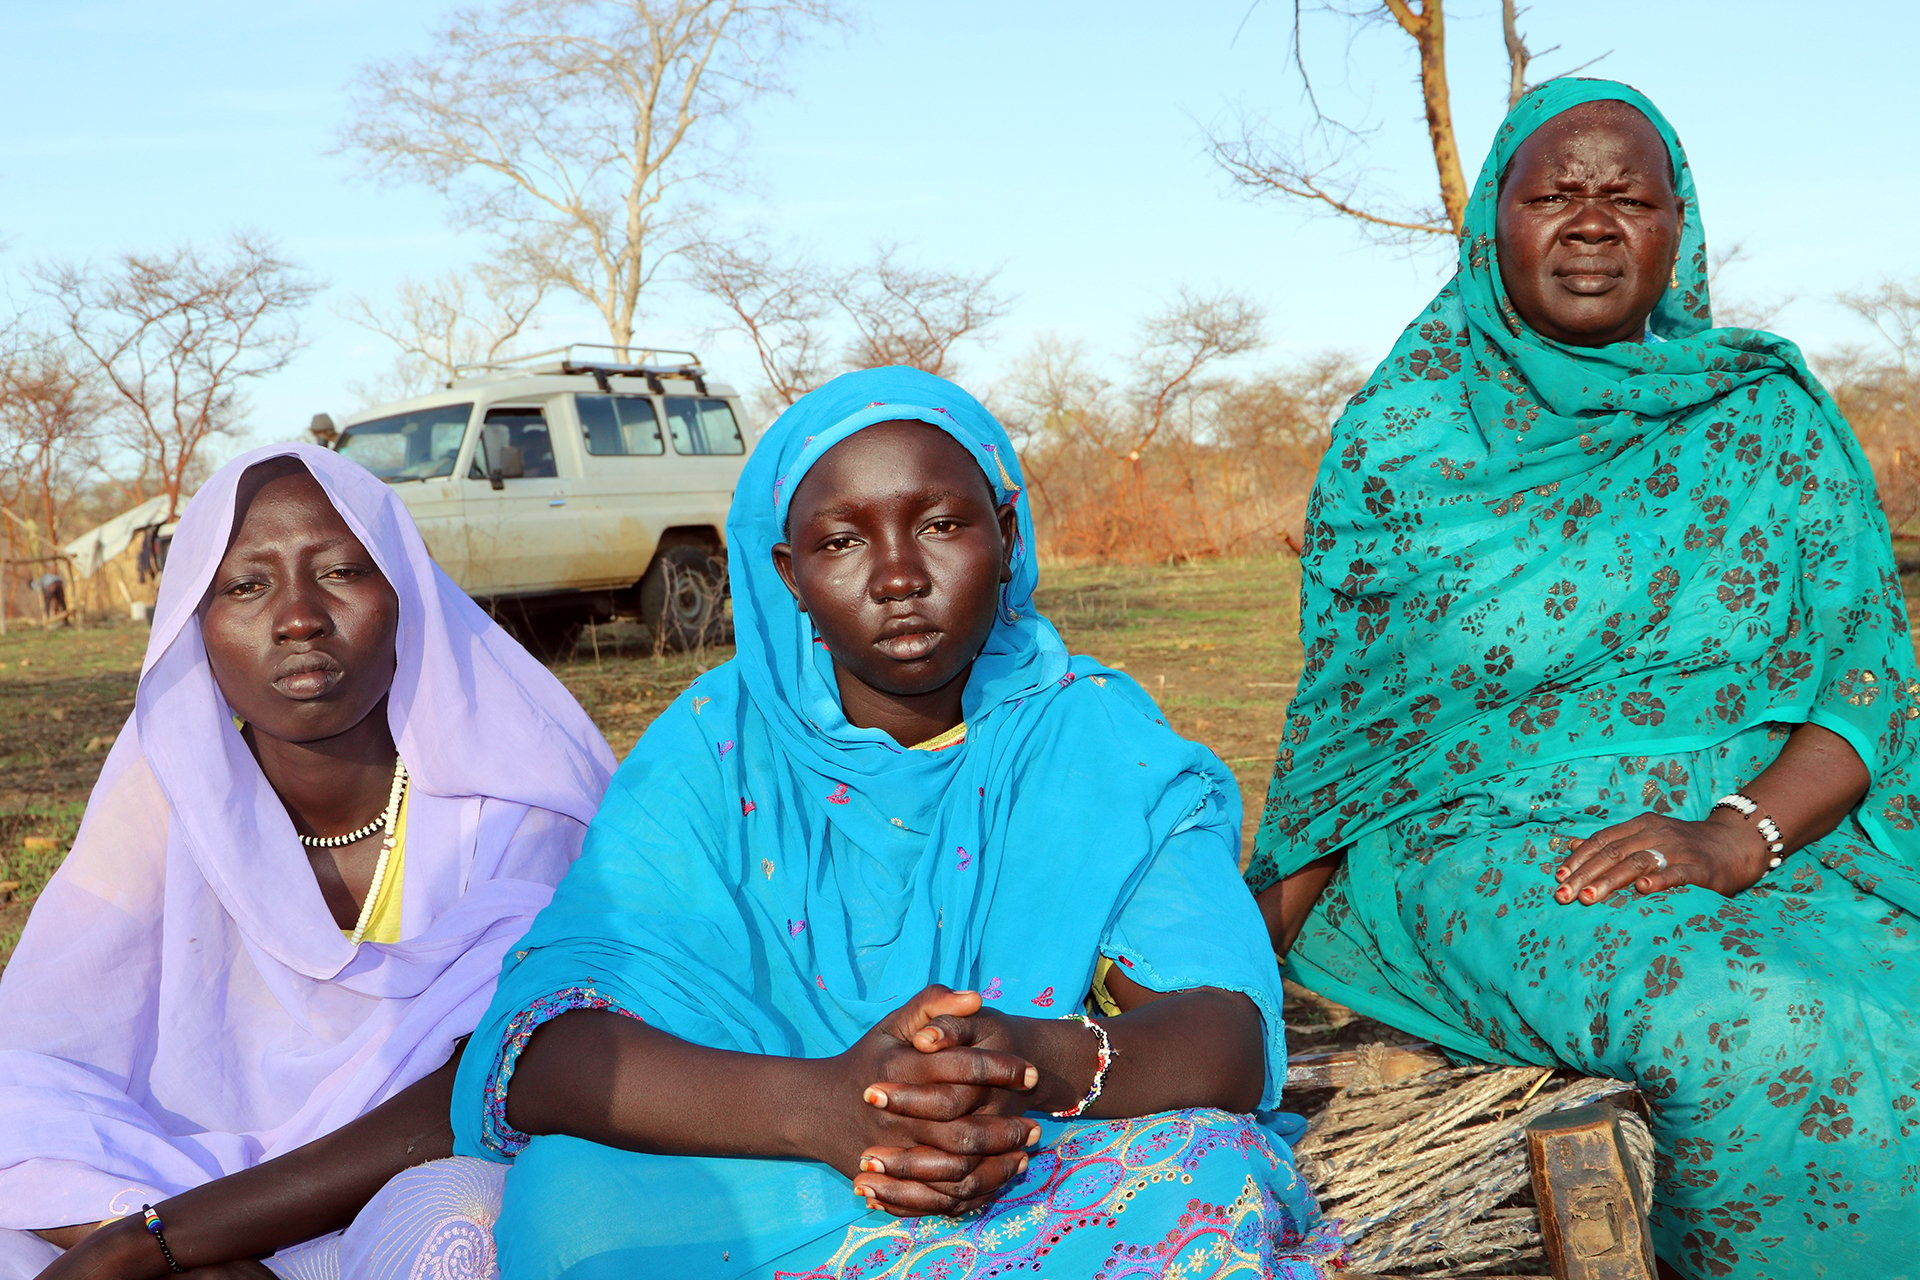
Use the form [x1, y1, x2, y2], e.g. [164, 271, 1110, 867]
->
[1554, 867, 1569, 880]
[852, 1183, 869, 1197]
[863, 1087, 888, 1108]
[1022, 1065, 1039, 1089]
[859, 1155, 884, 1174]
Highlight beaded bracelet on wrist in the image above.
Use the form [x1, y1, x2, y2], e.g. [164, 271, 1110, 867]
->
[1713, 792, 1787, 870]
[140, 1204, 186, 1274]
[1051, 1012, 1116, 1119]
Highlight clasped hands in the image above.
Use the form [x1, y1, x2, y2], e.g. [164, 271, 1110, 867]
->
[822, 985, 1041, 1219]
[1552, 808, 1770, 905]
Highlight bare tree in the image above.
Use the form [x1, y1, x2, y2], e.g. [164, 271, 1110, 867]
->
[341, 0, 842, 350]
[1209, 0, 1592, 243]
[1706, 241, 1789, 331]
[832, 246, 1012, 378]
[1819, 279, 1920, 537]
[998, 293, 1266, 561]
[684, 235, 833, 408]
[996, 334, 1113, 518]
[345, 266, 547, 400]
[689, 239, 1009, 410]
[37, 234, 316, 518]
[1838, 278, 1920, 369]
[0, 335, 105, 557]
[1073, 289, 1265, 464]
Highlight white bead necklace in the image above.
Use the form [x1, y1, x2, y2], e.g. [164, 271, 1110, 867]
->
[298, 756, 409, 849]
[299, 814, 387, 849]
[331, 758, 408, 947]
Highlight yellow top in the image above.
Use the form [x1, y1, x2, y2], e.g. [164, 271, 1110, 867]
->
[1090, 956, 1122, 1016]
[345, 787, 409, 945]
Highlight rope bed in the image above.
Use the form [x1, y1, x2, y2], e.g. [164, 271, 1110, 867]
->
[1292, 1057, 1655, 1278]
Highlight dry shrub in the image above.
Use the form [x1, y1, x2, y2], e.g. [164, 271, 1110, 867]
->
[1004, 343, 1363, 564]
[1818, 347, 1920, 550]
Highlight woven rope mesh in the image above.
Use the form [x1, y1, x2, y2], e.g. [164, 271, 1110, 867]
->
[1294, 1062, 1652, 1278]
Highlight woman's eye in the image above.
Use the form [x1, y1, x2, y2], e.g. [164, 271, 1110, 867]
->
[924, 518, 963, 535]
[324, 565, 371, 582]
[821, 536, 860, 553]
[1532, 193, 1567, 206]
[224, 580, 266, 599]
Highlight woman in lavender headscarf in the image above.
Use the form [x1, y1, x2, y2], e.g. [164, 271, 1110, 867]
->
[0, 445, 613, 1280]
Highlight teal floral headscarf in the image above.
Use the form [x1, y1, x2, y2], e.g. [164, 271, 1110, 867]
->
[1250, 78, 1920, 887]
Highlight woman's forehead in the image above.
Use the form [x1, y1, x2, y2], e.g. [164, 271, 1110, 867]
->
[788, 419, 996, 518]
[1506, 101, 1671, 185]
[223, 464, 357, 555]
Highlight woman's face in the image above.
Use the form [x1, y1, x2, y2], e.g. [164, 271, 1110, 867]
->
[1496, 101, 1682, 347]
[201, 464, 399, 746]
[772, 420, 1016, 736]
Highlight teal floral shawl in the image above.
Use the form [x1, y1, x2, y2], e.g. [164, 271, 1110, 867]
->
[1249, 78, 1920, 889]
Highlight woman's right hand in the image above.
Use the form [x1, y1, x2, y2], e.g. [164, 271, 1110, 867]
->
[32, 1216, 171, 1280]
[809, 986, 1039, 1214]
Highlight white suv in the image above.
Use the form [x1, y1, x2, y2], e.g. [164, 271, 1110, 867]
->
[326, 345, 755, 656]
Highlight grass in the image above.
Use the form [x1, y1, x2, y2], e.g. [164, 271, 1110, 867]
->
[3, 558, 1917, 975]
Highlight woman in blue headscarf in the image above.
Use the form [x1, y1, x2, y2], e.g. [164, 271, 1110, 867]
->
[1250, 79, 1920, 1278]
[451, 366, 1339, 1278]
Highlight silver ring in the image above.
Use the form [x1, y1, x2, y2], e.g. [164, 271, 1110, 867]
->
[1645, 847, 1668, 872]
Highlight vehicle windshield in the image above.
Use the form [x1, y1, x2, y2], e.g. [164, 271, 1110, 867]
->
[335, 403, 474, 481]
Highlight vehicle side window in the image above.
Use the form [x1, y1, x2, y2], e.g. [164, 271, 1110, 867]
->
[336, 403, 473, 481]
[663, 396, 745, 455]
[577, 394, 665, 456]
[469, 407, 559, 480]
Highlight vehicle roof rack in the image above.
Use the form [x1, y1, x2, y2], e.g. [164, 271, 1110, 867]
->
[450, 344, 708, 394]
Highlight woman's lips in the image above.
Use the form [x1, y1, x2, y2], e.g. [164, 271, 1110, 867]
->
[272, 655, 343, 699]
[875, 630, 940, 661]
[1555, 263, 1622, 295]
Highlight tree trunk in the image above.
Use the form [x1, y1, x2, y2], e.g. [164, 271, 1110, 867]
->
[1388, 0, 1468, 237]
[1411, 4, 1467, 237]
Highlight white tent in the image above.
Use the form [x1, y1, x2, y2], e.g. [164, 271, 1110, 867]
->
[61, 495, 171, 579]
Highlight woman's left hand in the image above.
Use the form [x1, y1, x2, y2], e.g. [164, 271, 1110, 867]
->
[1554, 811, 1768, 904]
[852, 1003, 1034, 1217]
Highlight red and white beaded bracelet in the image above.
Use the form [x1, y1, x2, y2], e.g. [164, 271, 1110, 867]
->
[1712, 792, 1786, 870]
[1052, 1013, 1116, 1118]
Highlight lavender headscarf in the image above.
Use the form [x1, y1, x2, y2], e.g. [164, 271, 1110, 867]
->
[0, 443, 614, 1229]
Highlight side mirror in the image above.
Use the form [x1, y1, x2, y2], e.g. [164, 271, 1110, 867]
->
[480, 422, 524, 490]
[308, 413, 337, 447]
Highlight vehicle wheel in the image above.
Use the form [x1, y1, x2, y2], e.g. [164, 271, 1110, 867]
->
[499, 605, 586, 664]
[638, 545, 731, 652]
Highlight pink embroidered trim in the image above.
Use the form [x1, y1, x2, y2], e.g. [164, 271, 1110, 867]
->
[479, 984, 645, 1157]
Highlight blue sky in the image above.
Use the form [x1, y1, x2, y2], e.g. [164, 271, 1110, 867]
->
[4, 0, 1913, 457]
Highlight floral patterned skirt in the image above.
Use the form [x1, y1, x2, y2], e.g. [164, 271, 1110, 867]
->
[1289, 723, 1920, 1280]
[493, 1110, 1340, 1279]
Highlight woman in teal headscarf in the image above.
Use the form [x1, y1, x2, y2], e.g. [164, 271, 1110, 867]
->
[1250, 79, 1920, 1278]
[452, 366, 1340, 1278]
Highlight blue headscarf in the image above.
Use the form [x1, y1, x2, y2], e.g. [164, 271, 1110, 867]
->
[1248, 79, 1920, 888]
[454, 367, 1290, 1273]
